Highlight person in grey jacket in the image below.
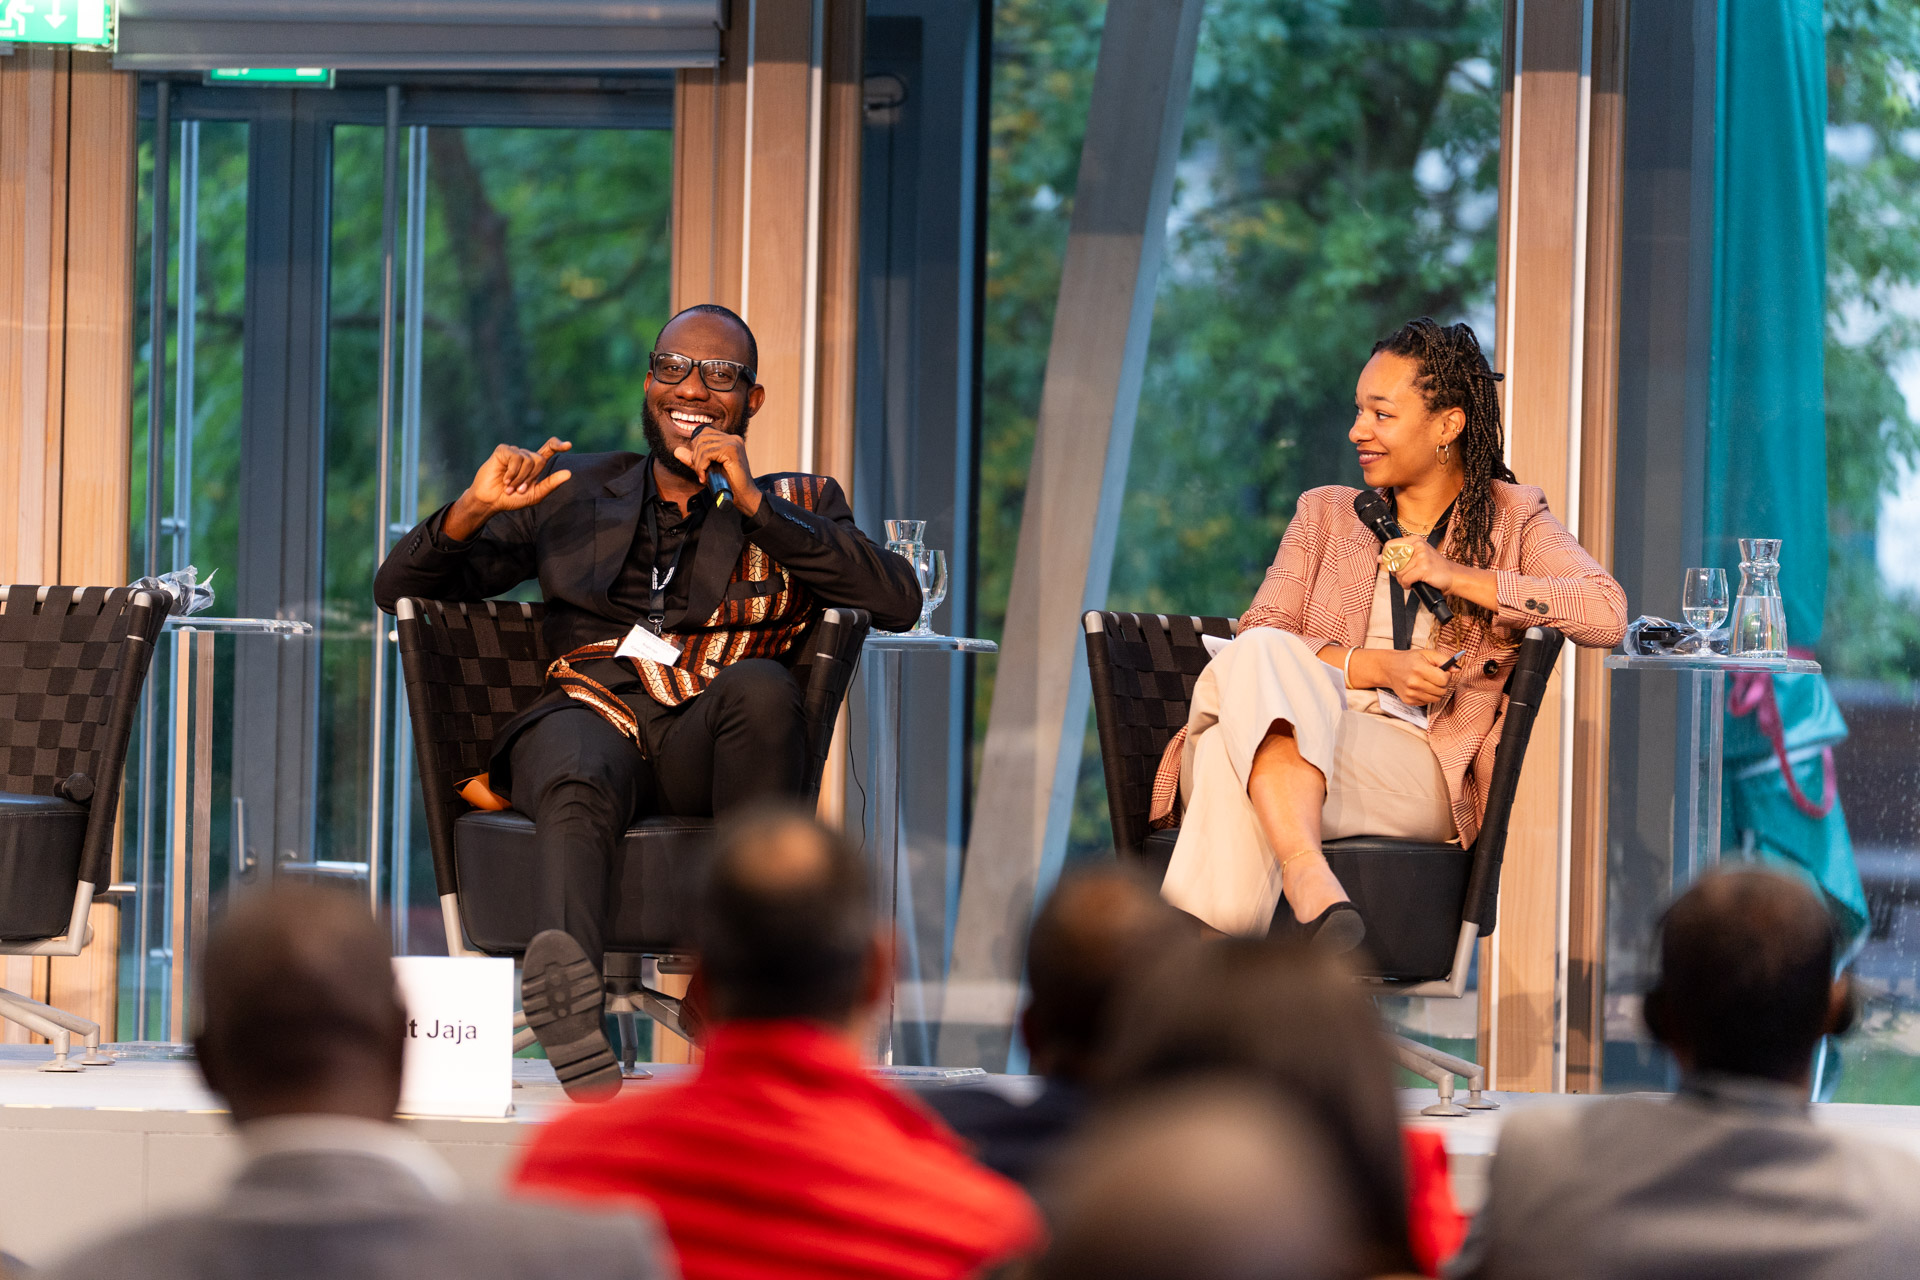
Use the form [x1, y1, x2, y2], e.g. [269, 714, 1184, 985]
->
[42, 884, 674, 1280]
[1450, 867, 1920, 1280]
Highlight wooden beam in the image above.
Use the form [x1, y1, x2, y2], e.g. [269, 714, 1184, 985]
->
[673, 0, 866, 833]
[1566, 0, 1629, 1094]
[1482, 0, 1626, 1092]
[0, 49, 138, 1043]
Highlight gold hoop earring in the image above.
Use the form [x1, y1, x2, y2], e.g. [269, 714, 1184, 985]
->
[1437, 441, 1452, 465]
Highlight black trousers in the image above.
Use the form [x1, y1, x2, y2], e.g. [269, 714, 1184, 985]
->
[506, 658, 806, 970]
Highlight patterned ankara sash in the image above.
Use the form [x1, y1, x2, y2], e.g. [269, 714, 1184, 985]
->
[548, 475, 825, 749]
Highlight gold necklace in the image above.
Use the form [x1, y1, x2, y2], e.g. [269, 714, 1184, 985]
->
[1399, 515, 1437, 536]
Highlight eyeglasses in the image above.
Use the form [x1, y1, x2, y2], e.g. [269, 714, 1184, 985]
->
[649, 351, 755, 393]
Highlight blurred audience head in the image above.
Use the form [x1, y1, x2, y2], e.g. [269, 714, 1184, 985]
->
[1102, 935, 1415, 1277]
[1642, 866, 1849, 1086]
[1029, 1079, 1350, 1280]
[698, 804, 883, 1029]
[1022, 867, 1181, 1084]
[194, 883, 407, 1124]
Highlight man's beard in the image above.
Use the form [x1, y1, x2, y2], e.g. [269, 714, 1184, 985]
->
[641, 401, 746, 483]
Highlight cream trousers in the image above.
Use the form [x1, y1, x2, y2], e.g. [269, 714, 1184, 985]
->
[1161, 628, 1456, 936]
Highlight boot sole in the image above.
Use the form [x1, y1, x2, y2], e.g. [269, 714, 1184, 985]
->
[521, 931, 623, 1103]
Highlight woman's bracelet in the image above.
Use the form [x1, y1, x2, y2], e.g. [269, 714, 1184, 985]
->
[1342, 646, 1359, 689]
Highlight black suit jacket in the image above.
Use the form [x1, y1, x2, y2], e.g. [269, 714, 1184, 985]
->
[373, 451, 921, 774]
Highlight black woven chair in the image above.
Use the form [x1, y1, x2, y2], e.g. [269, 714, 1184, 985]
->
[0, 586, 168, 1070]
[1084, 611, 1564, 1115]
[395, 598, 870, 1053]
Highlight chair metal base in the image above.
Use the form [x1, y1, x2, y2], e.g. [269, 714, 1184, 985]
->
[0, 986, 110, 1072]
[1394, 1033, 1497, 1118]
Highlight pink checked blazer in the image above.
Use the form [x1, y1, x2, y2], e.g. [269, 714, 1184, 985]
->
[1150, 481, 1627, 847]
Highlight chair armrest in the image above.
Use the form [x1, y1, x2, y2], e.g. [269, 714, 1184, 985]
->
[800, 608, 871, 797]
[1461, 626, 1565, 932]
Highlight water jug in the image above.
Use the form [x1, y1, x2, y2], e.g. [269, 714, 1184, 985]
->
[1729, 537, 1787, 658]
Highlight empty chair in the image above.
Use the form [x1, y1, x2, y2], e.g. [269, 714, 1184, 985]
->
[0, 585, 168, 1070]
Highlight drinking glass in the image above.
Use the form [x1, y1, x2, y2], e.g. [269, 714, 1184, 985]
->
[884, 519, 926, 557]
[910, 548, 948, 636]
[1681, 568, 1729, 633]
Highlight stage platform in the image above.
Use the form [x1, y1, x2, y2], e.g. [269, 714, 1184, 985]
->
[6, 1044, 1920, 1268]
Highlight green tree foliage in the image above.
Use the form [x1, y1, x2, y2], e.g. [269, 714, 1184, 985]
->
[981, 0, 1502, 849]
[1822, 0, 1920, 684]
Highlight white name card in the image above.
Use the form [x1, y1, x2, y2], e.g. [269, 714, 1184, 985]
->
[393, 956, 514, 1119]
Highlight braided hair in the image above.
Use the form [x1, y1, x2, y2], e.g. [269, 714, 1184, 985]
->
[1371, 318, 1515, 628]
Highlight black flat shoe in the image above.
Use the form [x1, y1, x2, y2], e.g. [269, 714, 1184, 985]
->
[522, 930, 623, 1103]
[1303, 901, 1366, 954]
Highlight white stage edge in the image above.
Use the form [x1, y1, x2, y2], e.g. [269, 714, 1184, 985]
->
[6, 1043, 1920, 1267]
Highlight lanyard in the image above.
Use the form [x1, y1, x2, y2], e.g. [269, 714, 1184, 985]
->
[645, 500, 697, 634]
[1389, 497, 1455, 650]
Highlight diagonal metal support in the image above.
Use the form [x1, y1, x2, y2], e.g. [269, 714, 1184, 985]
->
[941, 0, 1205, 1068]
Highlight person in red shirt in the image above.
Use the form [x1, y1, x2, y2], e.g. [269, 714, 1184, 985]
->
[512, 805, 1043, 1280]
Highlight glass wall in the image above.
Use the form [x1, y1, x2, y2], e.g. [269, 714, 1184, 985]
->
[1604, 2, 1920, 1102]
[1819, 6, 1920, 1103]
[124, 80, 672, 1038]
[979, 0, 1503, 1063]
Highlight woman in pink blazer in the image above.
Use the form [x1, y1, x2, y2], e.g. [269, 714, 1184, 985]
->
[1153, 319, 1627, 948]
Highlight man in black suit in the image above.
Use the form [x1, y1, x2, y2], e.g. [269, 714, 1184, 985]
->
[375, 305, 920, 1098]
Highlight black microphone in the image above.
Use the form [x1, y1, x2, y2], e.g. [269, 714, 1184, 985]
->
[1353, 490, 1453, 625]
[689, 423, 734, 509]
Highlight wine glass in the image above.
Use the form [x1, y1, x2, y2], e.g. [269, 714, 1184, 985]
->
[1682, 567, 1729, 633]
[910, 548, 948, 636]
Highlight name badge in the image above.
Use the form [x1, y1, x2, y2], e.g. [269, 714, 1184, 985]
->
[1376, 689, 1431, 730]
[617, 623, 682, 665]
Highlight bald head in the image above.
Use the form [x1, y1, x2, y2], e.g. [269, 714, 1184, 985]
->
[1644, 868, 1843, 1084]
[195, 884, 406, 1124]
[1035, 1081, 1349, 1280]
[698, 805, 877, 1025]
[1023, 867, 1180, 1082]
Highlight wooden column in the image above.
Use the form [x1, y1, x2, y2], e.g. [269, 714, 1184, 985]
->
[0, 49, 138, 1042]
[665, 0, 865, 1058]
[1482, 0, 1627, 1092]
[672, 0, 865, 483]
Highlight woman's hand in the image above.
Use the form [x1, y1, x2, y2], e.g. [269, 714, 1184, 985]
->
[1382, 536, 1500, 613]
[1350, 646, 1457, 707]
[1382, 536, 1456, 593]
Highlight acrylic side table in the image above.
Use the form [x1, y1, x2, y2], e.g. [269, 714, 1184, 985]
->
[862, 632, 996, 1063]
[1603, 652, 1819, 884]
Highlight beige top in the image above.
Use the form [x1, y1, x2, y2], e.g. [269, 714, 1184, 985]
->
[1344, 568, 1434, 732]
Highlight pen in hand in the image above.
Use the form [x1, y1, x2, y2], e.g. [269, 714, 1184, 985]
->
[1439, 647, 1467, 672]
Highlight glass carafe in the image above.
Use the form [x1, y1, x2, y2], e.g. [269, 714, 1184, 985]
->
[1729, 538, 1787, 658]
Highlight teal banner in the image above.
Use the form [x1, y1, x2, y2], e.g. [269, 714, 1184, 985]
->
[1710, 0, 1866, 944]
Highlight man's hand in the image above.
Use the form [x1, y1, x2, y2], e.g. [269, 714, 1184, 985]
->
[675, 427, 764, 518]
[444, 438, 573, 541]
[1368, 646, 1457, 707]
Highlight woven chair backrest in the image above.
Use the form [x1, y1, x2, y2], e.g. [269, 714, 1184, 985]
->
[1083, 611, 1238, 858]
[394, 599, 551, 896]
[0, 585, 166, 884]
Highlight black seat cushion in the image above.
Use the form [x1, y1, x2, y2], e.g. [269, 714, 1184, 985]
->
[0, 792, 87, 941]
[1137, 828, 1470, 983]
[452, 811, 716, 955]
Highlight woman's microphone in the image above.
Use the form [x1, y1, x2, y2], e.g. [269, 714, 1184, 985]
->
[1353, 490, 1453, 624]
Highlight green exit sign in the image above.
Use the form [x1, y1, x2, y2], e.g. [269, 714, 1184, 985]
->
[207, 68, 336, 87]
[0, 0, 113, 46]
